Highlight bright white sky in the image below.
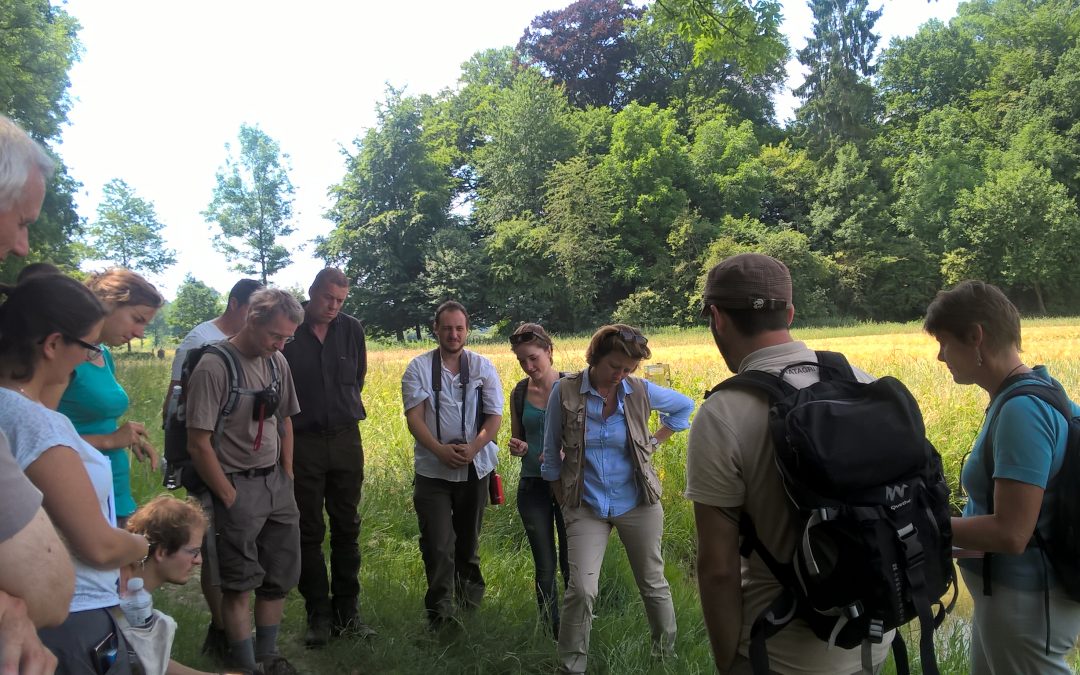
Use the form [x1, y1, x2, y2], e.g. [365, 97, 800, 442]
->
[58, 0, 960, 300]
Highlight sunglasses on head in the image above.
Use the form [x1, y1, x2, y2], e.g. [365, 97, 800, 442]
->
[614, 329, 648, 345]
[509, 330, 548, 346]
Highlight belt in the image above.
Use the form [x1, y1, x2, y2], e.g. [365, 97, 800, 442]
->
[229, 465, 276, 478]
[298, 424, 356, 437]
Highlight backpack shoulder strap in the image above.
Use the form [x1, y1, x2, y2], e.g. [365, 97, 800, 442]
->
[429, 349, 442, 393]
[706, 370, 787, 403]
[202, 343, 243, 418]
[511, 378, 529, 440]
[815, 351, 855, 382]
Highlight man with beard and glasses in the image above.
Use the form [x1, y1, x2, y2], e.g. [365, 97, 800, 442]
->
[401, 301, 502, 629]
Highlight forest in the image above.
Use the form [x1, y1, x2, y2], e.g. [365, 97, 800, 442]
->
[2, 0, 1079, 339]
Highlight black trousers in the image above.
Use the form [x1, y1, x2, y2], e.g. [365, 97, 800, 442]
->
[413, 465, 489, 622]
[293, 425, 364, 621]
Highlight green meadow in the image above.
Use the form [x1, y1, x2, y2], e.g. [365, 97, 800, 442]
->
[116, 319, 1080, 674]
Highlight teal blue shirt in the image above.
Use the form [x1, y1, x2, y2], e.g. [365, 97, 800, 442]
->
[58, 347, 135, 516]
[958, 366, 1080, 590]
[520, 399, 546, 478]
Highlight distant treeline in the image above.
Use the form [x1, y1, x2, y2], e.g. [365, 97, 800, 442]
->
[316, 0, 1080, 338]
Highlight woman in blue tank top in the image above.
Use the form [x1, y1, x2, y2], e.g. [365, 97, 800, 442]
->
[507, 322, 568, 638]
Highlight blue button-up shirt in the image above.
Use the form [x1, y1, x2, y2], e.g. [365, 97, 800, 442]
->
[541, 375, 694, 518]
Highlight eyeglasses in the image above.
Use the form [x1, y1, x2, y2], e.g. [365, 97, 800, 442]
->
[269, 332, 295, 344]
[614, 329, 648, 346]
[180, 546, 202, 559]
[509, 330, 549, 347]
[65, 336, 103, 361]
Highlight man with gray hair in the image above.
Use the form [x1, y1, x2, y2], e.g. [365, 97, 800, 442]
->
[186, 288, 304, 675]
[0, 114, 54, 260]
[0, 114, 68, 674]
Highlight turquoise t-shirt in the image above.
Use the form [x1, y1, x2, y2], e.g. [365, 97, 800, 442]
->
[958, 366, 1079, 590]
[58, 347, 135, 517]
[520, 399, 546, 478]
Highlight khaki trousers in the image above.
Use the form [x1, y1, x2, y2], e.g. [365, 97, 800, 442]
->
[557, 501, 675, 673]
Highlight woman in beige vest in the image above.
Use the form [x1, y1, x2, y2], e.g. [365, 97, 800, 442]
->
[539, 324, 694, 674]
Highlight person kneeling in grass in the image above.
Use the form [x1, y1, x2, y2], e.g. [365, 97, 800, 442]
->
[126, 495, 231, 675]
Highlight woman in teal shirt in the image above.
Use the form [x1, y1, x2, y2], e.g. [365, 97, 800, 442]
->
[54, 268, 164, 525]
[925, 280, 1080, 674]
[507, 323, 569, 638]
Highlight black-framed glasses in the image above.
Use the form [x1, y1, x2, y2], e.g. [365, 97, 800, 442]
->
[65, 336, 103, 361]
[614, 329, 648, 346]
[180, 545, 202, 559]
[509, 330, 549, 347]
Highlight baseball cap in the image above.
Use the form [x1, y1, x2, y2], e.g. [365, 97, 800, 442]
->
[701, 253, 792, 314]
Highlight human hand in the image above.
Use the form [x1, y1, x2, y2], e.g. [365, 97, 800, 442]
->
[450, 443, 477, 464]
[508, 438, 528, 458]
[0, 592, 57, 675]
[218, 485, 238, 509]
[116, 422, 160, 470]
[435, 444, 469, 469]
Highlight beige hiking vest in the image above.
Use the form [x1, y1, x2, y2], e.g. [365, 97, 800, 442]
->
[555, 370, 662, 509]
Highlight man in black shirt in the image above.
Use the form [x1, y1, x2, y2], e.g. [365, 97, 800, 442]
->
[282, 268, 374, 647]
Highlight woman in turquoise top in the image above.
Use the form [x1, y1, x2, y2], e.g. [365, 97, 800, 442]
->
[507, 323, 568, 637]
[924, 280, 1080, 674]
[54, 268, 164, 525]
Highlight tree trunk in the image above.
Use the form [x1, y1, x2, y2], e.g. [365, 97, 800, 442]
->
[395, 327, 404, 342]
[1034, 280, 1047, 315]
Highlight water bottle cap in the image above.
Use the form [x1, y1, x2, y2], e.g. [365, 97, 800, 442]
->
[126, 577, 144, 592]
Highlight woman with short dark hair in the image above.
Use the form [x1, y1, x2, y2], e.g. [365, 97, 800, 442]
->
[925, 280, 1080, 674]
[541, 324, 694, 673]
[0, 274, 149, 673]
[507, 323, 568, 637]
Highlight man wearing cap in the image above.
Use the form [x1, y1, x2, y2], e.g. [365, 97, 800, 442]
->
[685, 253, 889, 674]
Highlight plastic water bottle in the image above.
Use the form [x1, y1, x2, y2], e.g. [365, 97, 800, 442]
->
[120, 577, 154, 627]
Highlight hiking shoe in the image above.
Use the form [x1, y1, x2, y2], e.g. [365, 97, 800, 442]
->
[257, 656, 299, 675]
[333, 615, 377, 639]
[304, 614, 331, 649]
[201, 623, 229, 662]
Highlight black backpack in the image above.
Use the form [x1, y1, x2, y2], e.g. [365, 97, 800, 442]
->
[707, 351, 956, 675]
[978, 378, 1080, 651]
[510, 372, 571, 437]
[162, 341, 279, 492]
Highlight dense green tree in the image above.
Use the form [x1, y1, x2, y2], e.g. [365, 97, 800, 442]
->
[600, 102, 691, 284]
[146, 303, 170, 348]
[650, 0, 786, 73]
[319, 89, 453, 340]
[204, 124, 295, 284]
[87, 179, 175, 274]
[947, 161, 1080, 314]
[793, 0, 882, 158]
[625, 7, 785, 129]
[517, 0, 642, 109]
[688, 114, 766, 220]
[167, 275, 222, 338]
[0, 0, 82, 281]
[472, 69, 576, 229]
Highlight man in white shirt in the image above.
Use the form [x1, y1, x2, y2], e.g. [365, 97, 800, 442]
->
[401, 301, 503, 628]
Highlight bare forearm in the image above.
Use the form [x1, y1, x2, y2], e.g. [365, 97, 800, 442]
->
[470, 415, 502, 455]
[699, 571, 742, 673]
[279, 418, 293, 477]
[188, 437, 233, 503]
[0, 508, 74, 627]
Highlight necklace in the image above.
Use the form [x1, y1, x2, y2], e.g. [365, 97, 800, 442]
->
[1, 384, 38, 402]
[1004, 363, 1026, 379]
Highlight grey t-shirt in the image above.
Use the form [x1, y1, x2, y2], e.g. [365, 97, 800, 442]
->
[0, 429, 42, 542]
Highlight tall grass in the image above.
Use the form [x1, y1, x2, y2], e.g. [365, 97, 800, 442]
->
[115, 319, 1080, 674]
